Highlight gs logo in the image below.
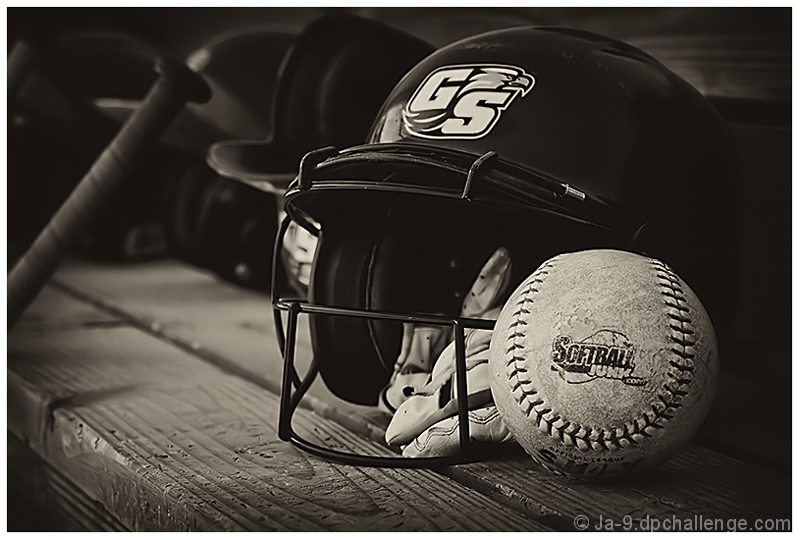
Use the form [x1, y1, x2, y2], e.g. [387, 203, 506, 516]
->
[402, 64, 534, 140]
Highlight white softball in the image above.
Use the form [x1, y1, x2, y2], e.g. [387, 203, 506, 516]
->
[489, 249, 718, 480]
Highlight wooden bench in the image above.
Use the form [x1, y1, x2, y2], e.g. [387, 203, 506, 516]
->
[7, 252, 792, 532]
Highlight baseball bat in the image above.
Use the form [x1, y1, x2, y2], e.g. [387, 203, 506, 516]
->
[8, 41, 37, 99]
[7, 56, 211, 331]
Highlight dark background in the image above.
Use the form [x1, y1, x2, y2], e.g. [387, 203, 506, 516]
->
[6, 7, 792, 61]
[6, 7, 793, 109]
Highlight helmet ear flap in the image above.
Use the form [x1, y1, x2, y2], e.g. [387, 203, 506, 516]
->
[309, 221, 400, 405]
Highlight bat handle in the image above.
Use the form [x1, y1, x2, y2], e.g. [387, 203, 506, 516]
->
[7, 57, 211, 331]
[8, 40, 37, 99]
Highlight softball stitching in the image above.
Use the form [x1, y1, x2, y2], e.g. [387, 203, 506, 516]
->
[503, 257, 696, 452]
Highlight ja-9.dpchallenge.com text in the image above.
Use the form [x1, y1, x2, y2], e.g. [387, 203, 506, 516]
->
[573, 514, 791, 532]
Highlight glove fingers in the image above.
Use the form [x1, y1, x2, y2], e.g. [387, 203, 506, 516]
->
[385, 362, 494, 447]
[378, 371, 430, 414]
[381, 324, 451, 413]
[384, 247, 515, 457]
[401, 405, 512, 458]
[428, 328, 493, 386]
[385, 388, 458, 446]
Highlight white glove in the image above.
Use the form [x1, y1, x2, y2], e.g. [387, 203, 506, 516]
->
[378, 323, 451, 414]
[384, 318, 513, 457]
[401, 405, 511, 458]
[382, 247, 515, 458]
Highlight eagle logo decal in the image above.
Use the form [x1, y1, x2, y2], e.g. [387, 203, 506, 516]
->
[402, 64, 534, 140]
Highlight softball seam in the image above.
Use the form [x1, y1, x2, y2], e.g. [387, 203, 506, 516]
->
[504, 256, 696, 452]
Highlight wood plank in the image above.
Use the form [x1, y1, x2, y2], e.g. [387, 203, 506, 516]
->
[52, 258, 286, 386]
[445, 444, 791, 531]
[51, 258, 391, 439]
[52, 252, 792, 471]
[8, 286, 552, 531]
[12, 284, 121, 333]
[8, 431, 130, 532]
[24, 266, 793, 532]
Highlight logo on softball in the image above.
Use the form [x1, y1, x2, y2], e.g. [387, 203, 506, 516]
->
[551, 331, 645, 386]
[402, 64, 534, 140]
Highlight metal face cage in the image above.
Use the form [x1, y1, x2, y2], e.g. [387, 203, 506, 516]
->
[272, 214, 499, 467]
[268, 147, 599, 467]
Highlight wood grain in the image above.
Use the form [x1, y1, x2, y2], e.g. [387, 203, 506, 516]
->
[51, 258, 391, 442]
[52, 252, 792, 470]
[13, 259, 791, 532]
[8, 286, 551, 531]
[8, 432, 129, 531]
[445, 444, 791, 530]
[12, 284, 122, 333]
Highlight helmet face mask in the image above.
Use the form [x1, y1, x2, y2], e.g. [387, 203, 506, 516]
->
[273, 246, 497, 467]
[272, 26, 743, 466]
[272, 153, 617, 466]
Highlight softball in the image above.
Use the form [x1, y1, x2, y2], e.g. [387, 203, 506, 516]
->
[489, 249, 718, 480]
